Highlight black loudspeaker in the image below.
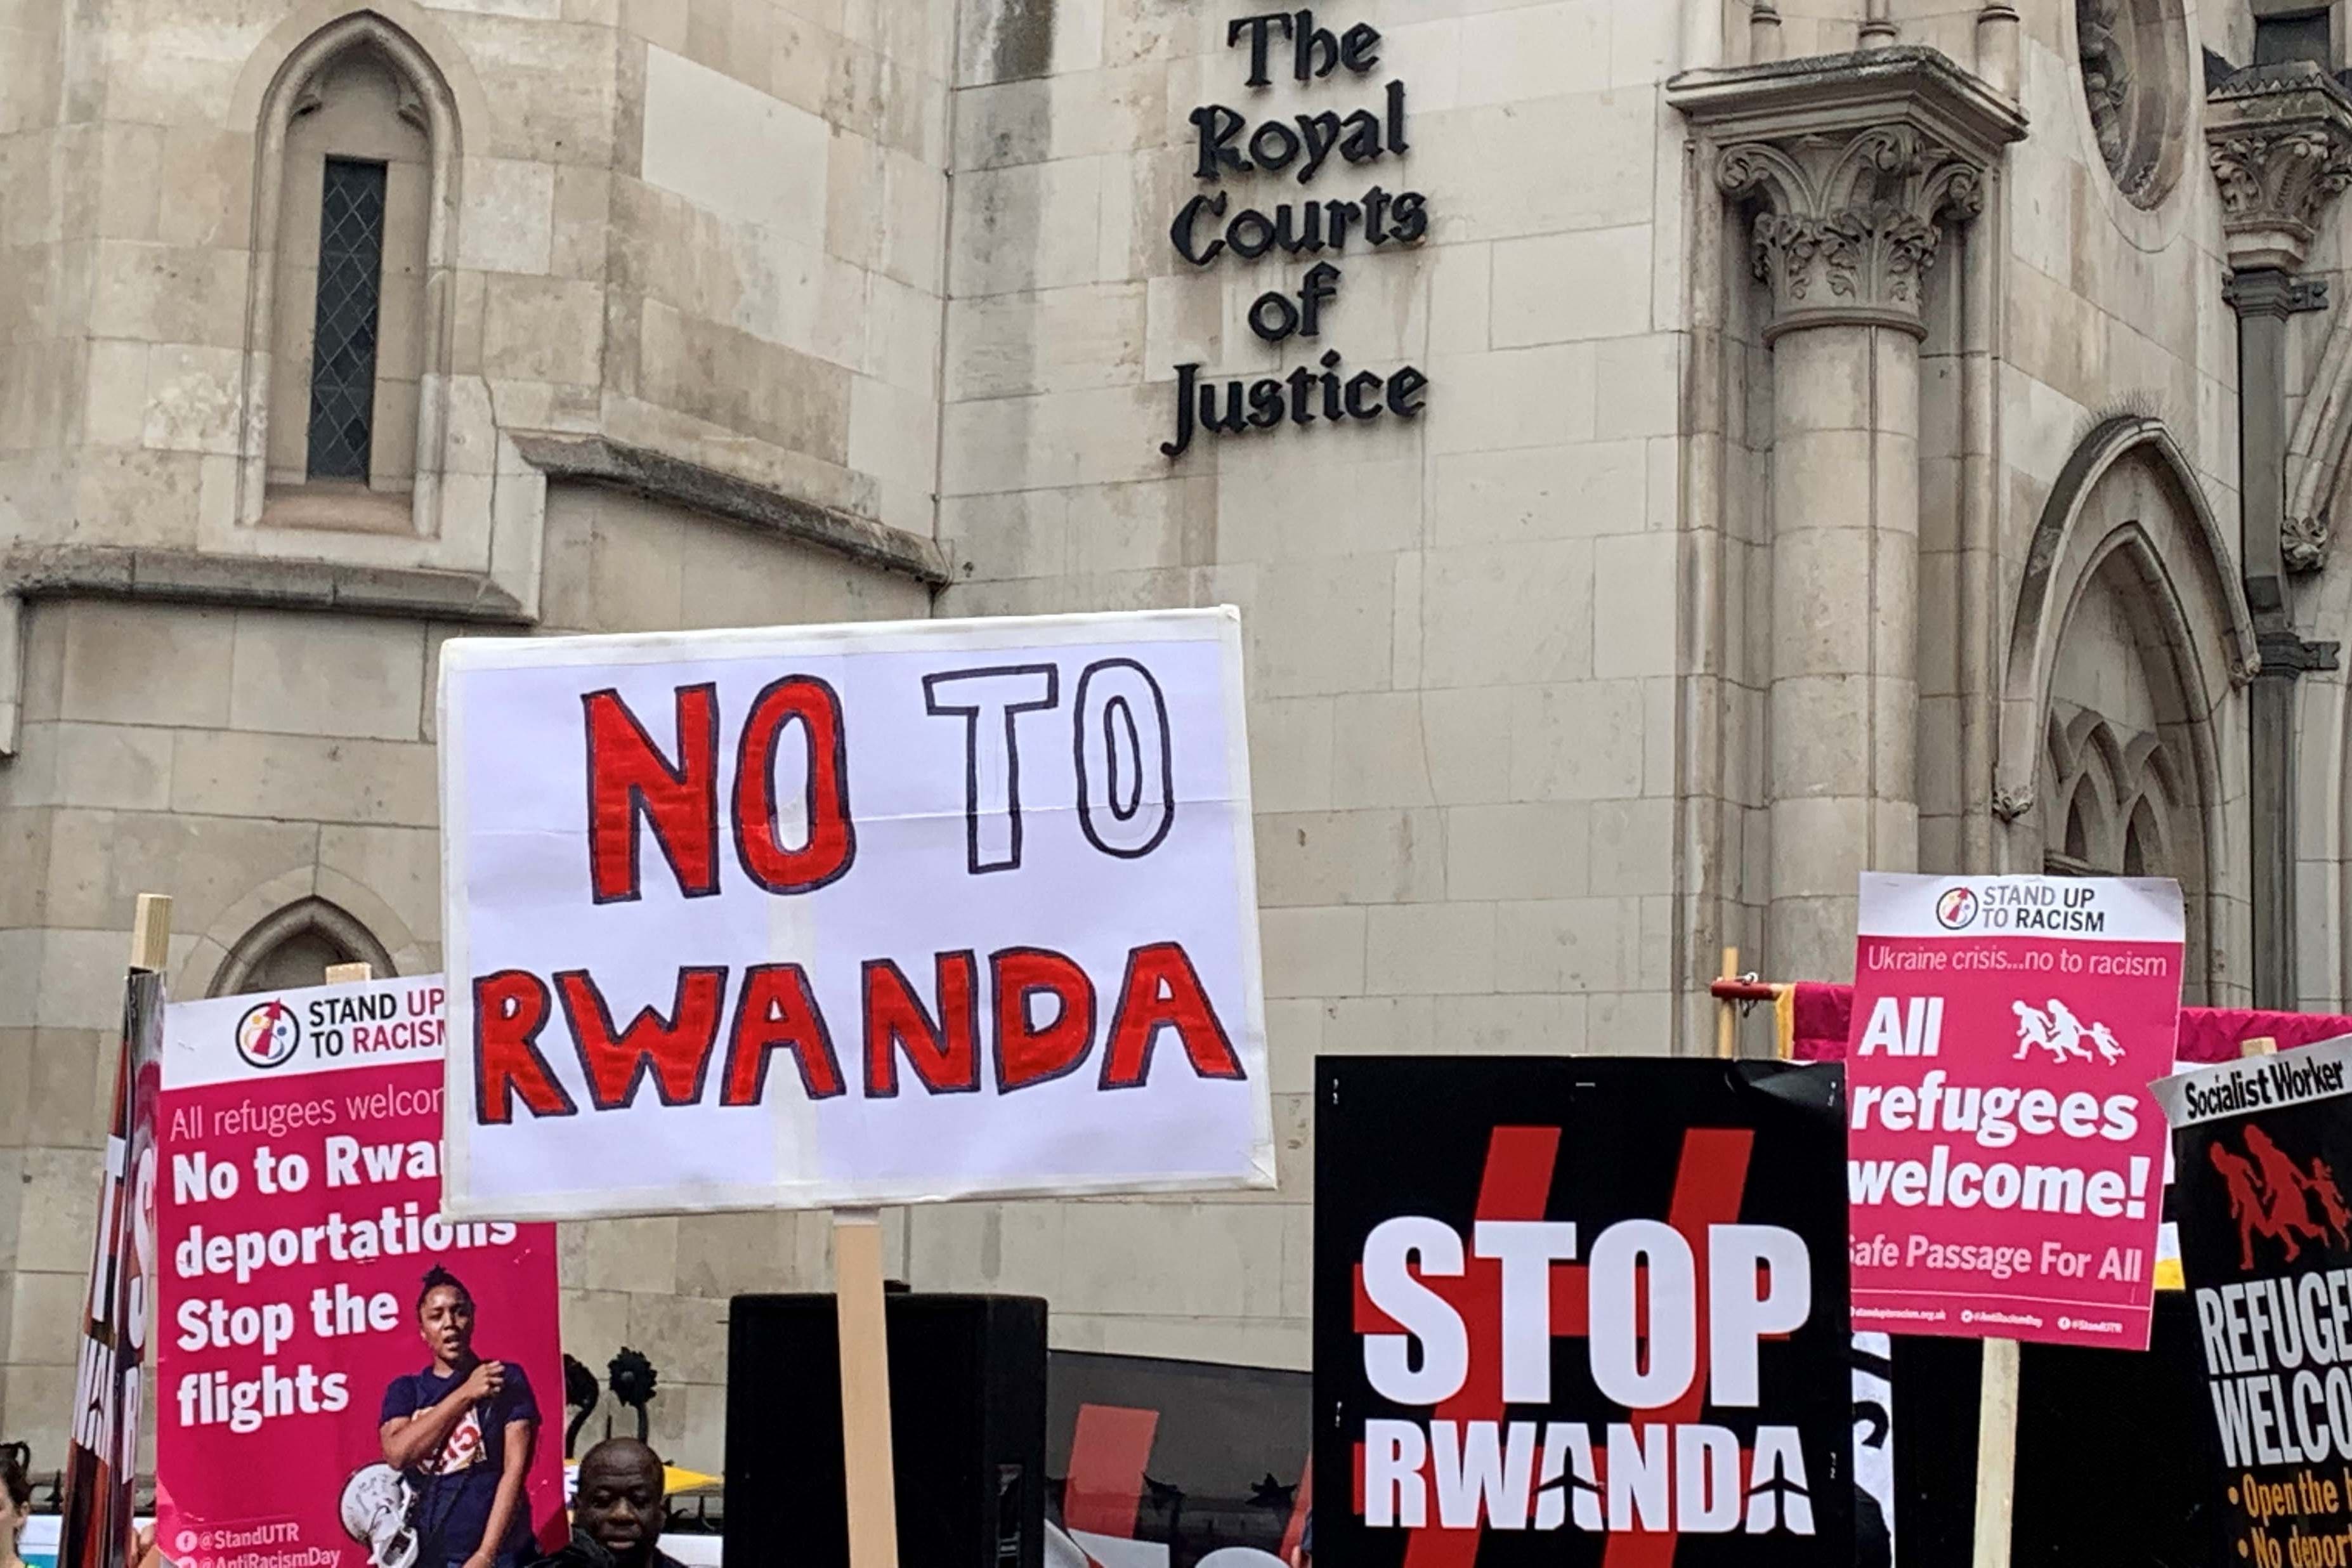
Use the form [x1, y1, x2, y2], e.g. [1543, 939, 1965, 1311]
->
[724, 1293, 1048, 1568]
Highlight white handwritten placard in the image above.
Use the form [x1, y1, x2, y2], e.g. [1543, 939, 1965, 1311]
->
[438, 608, 1272, 1220]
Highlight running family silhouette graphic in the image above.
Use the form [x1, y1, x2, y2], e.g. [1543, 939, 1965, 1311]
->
[2209, 1127, 2352, 1268]
[2010, 998, 2127, 1065]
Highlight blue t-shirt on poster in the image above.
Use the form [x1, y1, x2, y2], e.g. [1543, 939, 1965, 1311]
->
[380, 1362, 540, 1567]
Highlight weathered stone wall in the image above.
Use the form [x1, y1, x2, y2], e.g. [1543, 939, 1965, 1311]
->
[605, 0, 951, 540]
[0, 0, 956, 1474]
[918, 0, 1698, 1371]
[1985, 2, 2251, 994]
[0, 0, 949, 597]
[0, 485, 929, 1473]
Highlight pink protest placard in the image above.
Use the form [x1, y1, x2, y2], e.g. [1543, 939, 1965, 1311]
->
[1847, 873, 2185, 1349]
[155, 975, 566, 1568]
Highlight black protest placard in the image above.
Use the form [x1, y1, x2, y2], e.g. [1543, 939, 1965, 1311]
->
[2155, 1036, 2352, 1568]
[1314, 1057, 1852, 1565]
[1046, 1350, 1310, 1562]
[59, 969, 162, 1568]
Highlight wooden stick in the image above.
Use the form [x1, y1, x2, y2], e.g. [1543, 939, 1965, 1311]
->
[324, 963, 374, 984]
[129, 893, 173, 1388]
[129, 893, 171, 972]
[2242, 1035, 2278, 1058]
[833, 1210, 900, 1568]
[1971, 1336, 2021, 1568]
[1715, 946, 1739, 1061]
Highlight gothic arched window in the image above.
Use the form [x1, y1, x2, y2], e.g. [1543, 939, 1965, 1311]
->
[211, 898, 396, 998]
[240, 13, 461, 535]
[270, 46, 430, 504]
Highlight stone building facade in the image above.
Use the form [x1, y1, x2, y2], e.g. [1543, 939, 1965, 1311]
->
[3, 0, 2349, 1482]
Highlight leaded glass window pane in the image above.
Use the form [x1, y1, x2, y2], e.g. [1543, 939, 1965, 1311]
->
[307, 157, 387, 481]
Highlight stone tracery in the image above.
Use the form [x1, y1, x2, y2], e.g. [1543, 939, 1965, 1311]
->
[2076, 0, 2131, 176]
[2073, 0, 2190, 209]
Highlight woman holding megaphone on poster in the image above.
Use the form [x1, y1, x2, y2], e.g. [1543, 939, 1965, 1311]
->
[379, 1267, 542, 1568]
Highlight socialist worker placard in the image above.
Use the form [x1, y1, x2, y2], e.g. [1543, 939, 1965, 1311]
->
[2156, 1035, 2352, 1568]
[1314, 1056, 1852, 1564]
[1847, 873, 2185, 1350]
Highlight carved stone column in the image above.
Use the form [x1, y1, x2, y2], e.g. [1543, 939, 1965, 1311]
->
[2207, 62, 2352, 1008]
[1672, 49, 2025, 981]
[2209, 65, 2352, 278]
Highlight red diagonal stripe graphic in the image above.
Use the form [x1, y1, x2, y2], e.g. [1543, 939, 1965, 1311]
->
[1602, 1128, 1754, 1568]
[1401, 1126, 1559, 1568]
[1064, 1403, 1159, 1538]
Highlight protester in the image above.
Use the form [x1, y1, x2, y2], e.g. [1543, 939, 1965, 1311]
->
[380, 1266, 542, 1568]
[1288, 1510, 1310, 1568]
[530, 1441, 680, 1568]
[1, 1444, 29, 1568]
[0, 1452, 169, 1568]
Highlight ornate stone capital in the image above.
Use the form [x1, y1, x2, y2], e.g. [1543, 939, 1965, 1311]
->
[1668, 47, 2027, 342]
[2207, 62, 2352, 273]
[1716, 127, 1983, 340]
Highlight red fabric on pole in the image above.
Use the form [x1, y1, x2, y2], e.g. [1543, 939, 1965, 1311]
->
[1789, 983, 1854, 1064]
[1786, 984, 2352, 1064]
[2171, 1007, 2352, 1061]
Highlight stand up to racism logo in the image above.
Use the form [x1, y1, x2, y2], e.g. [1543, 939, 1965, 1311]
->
[235, 1000, 301, 1071]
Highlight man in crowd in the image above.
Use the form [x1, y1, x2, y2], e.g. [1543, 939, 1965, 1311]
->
[532, 1440, 681, 1568]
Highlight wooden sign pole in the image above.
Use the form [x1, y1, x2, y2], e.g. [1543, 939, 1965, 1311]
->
[131, 893, 171, 974]
[124, 895, 171, 1568]
[1970, 1021, 2249, 1564]
[1715, 946, 1740, 1060]
[1970, 1337, 2020, 1568]
[833, 1208, 901, 1568]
